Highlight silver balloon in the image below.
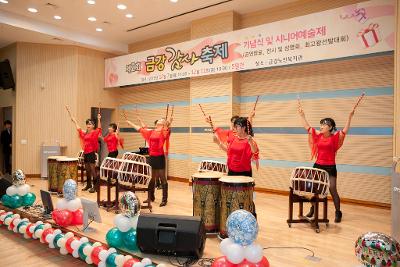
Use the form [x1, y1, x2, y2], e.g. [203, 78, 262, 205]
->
[63, 179, 77, 201]
[12, 169, 26, 186]
[119, 192, 141, 218]
[355, 232, 400, 266]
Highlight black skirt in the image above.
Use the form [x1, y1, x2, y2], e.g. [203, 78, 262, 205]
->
[148, 155, 165, 170]
[84, 152, 96, 163]
[228, 169, 252, 177]
[108, 150, 118, 158]
[313, 163, 337, 178]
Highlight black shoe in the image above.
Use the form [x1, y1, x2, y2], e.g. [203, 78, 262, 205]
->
[82, 185, 91, 191]
[335, 210, 342, 223]
[88, 187, 96, 193]
[159, 201, 167, 207]
[306, 206, 314, 217]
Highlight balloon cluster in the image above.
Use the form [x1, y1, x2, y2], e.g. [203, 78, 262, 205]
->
[1, 170, 36, 208]
[106, 192, 141, 252]
[52, 179, 83, 226]
[212, 210, 270, 267]
[355, 232, 400, 267]
[0, 210, 165, 267]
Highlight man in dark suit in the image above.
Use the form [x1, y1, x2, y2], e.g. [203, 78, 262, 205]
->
[1, 120, 12, 174]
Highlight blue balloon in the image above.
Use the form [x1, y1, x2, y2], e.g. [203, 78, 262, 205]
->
[123, 229, 138, 251]
[106, 252, 117, 267]
[1, 194, 10, 206]
[63, 179, 77, 201]
[106, 227, 123, 248]
[226, 209, 258, 246]
[9, 195, 23, 209]
[16, 221, 28, 233]
[78, 242, 91, 260]
[22, 193, 36, 206]
[53, 233, 64, 249]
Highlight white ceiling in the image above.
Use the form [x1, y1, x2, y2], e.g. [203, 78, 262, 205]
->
[0, 0, 298, 54]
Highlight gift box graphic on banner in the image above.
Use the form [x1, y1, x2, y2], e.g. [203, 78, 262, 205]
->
[358, 23, 380, 48]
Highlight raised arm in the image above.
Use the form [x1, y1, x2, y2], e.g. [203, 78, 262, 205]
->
[165, 105, 174, 128]
[248, 109, 255, 125]
[297, 99, 311, 131]
[97, 112, 102, 130]
[343, 93, 365, 134]
[65, 105, 81, 130]
[126, 120, 141, 131]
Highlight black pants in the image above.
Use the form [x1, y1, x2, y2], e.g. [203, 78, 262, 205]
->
[3, 152, 11, 174]
[108, 150, 118, 158]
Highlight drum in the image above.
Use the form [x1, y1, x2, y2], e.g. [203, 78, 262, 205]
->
[100, 157, 125, 181]
[290, 167, 330, 199]
[118, 160, 152, 189]
[122, 152, 147, 163]
[192, 171, 224, 233]
[56, 158, 78, 195]
[198, 160, 228, 174]
[47, 156, 67, 192]
[219, 176, 255, 238]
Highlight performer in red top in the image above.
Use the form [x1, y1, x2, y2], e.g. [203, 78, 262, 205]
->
[126, 113, 173, 207]
[66, 106, 101, 193]
[102, 123, 123, 158]
[218, 117, 259, 177]
[297, 94, 364, 222]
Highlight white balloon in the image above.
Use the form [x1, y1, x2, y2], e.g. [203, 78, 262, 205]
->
[83, 245, 93, 256]
[6, 185, 17, 196]
[60, 248, 68, 255]
[133, 263, 144, 267]
[244, 243, 263, 263]
[156, 264, 167, 267]
[114, 214, 132, 232]
[220, 238, 234, 256]
[99, 250, 109, 262]
[85, 257, 93, 265]
[17, 184, 30, 196]
[98, 262, 106, 267]
[71, 240, 81, 250]
[141, 258, 152, 266]
[115, 254, 125, 267]
[66, 198, 82, 212]
[130, 216, 139, 229]
[72, 250, 79, 258]
[225, 243, 245, 264]
[56, 198, 68, 210]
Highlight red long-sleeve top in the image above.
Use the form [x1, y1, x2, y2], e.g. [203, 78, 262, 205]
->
[78, 128, 101, 154]
[308, 128, 346, 165]
[139, 127, 171, 156]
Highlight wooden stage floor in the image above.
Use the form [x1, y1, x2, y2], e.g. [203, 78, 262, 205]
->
[0, 178, 391, 267]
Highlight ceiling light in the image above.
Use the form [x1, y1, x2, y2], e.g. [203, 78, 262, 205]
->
[170, 0, 178, 2]
[96, 28, 103, 32]
[54, 15, 62, 20]
[117, 4, 127, 10]
[125, 13, 133, 18]
[0, 0, 9, 4]
[88, 16, 96, 21]
[28, 7, 38, 13]
[87, 0, 95, 4]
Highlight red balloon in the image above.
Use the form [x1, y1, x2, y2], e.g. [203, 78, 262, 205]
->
[0, 211, 7, 225]
[41, 228, 55, 243]
[52, 209, 73, 227]
[25, 223, 35, 238]
[71, 209, 83, 225]
[123, 258, 140, 267]
[211, 256, 236, 267]
[91, 245, 107, 265]
[237, 257, 270, 267]
[65, 236, 79, 254]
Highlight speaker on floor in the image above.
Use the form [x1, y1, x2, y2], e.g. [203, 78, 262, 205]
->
[0, 176, 12, 198]
[136, 213, 206, 259]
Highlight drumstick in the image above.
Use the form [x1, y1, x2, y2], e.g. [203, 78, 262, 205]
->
[252, 95, 260, 112]
[122, 110, 128, 121]
[65, 105, 72, 117]
[353, 92, 366, 110]
[165, 104, 169, 120]
[98, 102, 101, 114]
[198, 104, 215, 131]
[170, 105, 174, 119]
[198, 104, 207, 118]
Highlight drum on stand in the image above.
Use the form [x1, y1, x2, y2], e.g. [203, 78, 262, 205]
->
[219, 176, 255, 238]
[290, 167, 330, 199]
[47, 156, 67, 192]
[192, 171, 223, 233]
[56, 158, 78, 195]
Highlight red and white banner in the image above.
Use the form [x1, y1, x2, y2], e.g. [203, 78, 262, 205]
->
[105, 0, 395, 88]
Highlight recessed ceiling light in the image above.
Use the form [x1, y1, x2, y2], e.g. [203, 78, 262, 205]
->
[54, 15, 62, 20]
[0, 0, 9, 4]
[88, 16, 96, 22]
[87, 0, 95, 4]
[117, 4, 127, 10]
[125, 13, 133, 18]
[170, 0, 178, 2]
[28, 7, 38, 13]
[96, 28, 103, 32]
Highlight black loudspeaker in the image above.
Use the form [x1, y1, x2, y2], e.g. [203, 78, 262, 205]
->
[0, 59, 15, 90]
[136, 213, 206, 258]
[0, 177, 12, 198]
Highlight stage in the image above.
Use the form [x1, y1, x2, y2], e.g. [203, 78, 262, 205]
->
[0, 178, 391, 267]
